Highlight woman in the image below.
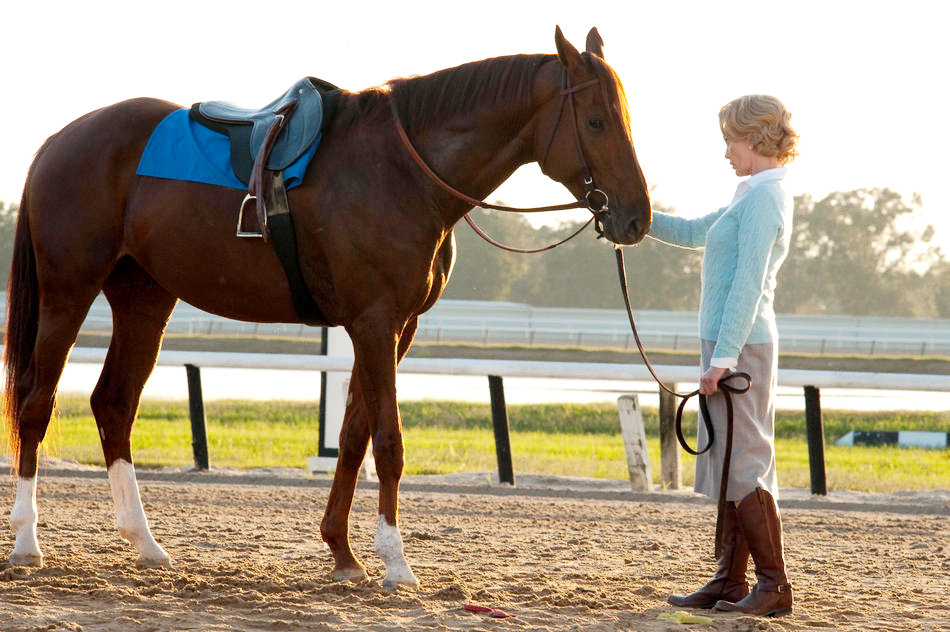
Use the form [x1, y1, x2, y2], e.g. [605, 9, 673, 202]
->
[652, 95, 799, 617]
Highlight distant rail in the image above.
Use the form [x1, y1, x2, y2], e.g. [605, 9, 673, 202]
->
[4, 294, 948, 357]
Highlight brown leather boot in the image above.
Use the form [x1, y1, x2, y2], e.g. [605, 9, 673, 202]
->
[668, 503, 749, 608]
[715, 488, 792, 617]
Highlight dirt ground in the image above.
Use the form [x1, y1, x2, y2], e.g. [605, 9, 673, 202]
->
[1, 466, 947, 632]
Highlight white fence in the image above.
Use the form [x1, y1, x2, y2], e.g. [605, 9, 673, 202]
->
[67, 347, 950, 392]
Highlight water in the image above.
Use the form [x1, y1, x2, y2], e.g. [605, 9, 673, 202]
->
[58, 363, 950, 412]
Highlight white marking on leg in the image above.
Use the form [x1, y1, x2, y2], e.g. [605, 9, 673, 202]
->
[108, 459, 171, 568]
[9, 476, 43, 566]
[374, 514, 418, 588]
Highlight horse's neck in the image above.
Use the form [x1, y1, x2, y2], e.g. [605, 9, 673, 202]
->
[397, 59, 561, 223]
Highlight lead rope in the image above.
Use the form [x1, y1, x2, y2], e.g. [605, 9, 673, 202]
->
[614, 246, 751, 558]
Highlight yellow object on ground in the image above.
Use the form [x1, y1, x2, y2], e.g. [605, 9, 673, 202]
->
[657, 611, 715, 624]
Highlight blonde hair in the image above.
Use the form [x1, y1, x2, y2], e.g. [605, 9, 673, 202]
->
[719, 95, 799, 165]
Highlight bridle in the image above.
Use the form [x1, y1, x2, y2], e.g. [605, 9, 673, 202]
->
[389, 63, 612, 252]
[537, 68, 611, 235]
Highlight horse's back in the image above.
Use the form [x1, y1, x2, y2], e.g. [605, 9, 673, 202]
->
[29, 97, 177, 193]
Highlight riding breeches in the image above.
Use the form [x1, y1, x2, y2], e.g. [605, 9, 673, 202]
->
[694, 340, 779, 502]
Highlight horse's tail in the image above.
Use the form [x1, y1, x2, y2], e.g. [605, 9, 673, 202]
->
[3, 182, 40, 470]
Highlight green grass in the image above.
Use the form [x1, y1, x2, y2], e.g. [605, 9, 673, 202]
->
[26, 397, 950, 493]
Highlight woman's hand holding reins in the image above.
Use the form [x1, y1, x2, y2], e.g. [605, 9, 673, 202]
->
[700, 366, 729, 395]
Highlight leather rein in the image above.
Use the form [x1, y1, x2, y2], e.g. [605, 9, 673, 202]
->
[390, 67, 610, 253]
[614, 245, 751, 557]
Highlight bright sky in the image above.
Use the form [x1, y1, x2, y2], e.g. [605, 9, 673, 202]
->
[2, 1, 948, 251]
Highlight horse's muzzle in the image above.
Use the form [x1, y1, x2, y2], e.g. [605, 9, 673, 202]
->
[599, 209, 648, 245]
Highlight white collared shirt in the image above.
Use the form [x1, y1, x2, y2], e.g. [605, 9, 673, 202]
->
[727, 166, 788, 210]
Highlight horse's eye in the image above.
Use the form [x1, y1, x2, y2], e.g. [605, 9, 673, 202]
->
[587, 118, 604, 130]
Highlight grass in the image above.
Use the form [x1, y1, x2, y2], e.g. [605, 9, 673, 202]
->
[26, 396, 949, 494]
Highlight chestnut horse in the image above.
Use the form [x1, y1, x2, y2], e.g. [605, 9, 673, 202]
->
[4, 27, 650, 586]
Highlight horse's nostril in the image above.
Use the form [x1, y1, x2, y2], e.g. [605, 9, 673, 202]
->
[626, 217, 639, 239]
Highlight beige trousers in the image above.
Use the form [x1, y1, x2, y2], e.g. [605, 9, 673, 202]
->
[694, 340, 779, 501]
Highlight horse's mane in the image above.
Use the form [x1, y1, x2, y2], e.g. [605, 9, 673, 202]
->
[347, 54, 554, 135]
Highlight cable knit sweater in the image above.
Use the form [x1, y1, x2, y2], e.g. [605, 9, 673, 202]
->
[648, 170, 793, 364]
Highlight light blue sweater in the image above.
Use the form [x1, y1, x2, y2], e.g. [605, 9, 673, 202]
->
[648, 177, 793, 363]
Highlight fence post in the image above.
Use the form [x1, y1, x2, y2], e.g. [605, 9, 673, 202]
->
[658, 384, 681, 489]
[804, 385, 827, 496]
[618, 395, 653, 491]
[185, 364, 210, 470]
[487, 375, 515, 486]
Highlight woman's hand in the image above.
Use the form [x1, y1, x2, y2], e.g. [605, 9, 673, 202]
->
[700, 366, 729, 395]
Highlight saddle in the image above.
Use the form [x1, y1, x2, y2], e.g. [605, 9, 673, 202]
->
[190, 77, 339, 186]
[189, 77, 341, 325]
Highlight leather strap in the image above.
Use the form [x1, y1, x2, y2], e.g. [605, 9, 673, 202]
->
[462, 214, 594, 254]
[258, 171, 327, 326]
[247, 101, 297, 242]
[389, 97, 590, 214]
[614, 247, 752, 559]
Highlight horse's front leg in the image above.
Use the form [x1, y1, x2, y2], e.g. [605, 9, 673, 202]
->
[354, 318, 419, 589]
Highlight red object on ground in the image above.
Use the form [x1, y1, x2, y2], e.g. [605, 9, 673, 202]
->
[463, 604, 516, 618]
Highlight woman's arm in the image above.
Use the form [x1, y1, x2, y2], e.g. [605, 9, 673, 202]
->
[648, 207, 728, 249]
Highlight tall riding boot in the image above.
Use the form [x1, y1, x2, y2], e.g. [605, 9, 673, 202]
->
[715, 488, 792, 617]
[668, 502, 749, 608]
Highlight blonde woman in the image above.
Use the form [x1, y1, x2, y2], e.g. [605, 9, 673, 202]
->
[652, 95, 799, 617]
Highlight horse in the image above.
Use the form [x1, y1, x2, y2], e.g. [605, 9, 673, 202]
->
[4, 26, 651, 587]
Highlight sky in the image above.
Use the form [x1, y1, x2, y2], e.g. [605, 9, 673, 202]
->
[2, 1, 948, 251]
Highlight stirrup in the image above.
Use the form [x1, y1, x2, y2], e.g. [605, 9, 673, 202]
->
[236, 193, 264, 238]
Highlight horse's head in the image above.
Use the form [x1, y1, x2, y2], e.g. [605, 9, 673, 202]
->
[536, 27, 652, 245]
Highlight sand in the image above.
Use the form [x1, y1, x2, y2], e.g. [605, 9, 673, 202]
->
[0, 463, 947, 632]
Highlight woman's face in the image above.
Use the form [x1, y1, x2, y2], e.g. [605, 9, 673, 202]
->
[724, 136, 758, 176]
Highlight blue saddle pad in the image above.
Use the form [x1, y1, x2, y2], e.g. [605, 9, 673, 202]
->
[136, 108, 320, 191]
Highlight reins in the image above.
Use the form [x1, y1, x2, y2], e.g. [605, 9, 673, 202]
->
[389, 66, 611, 253]
[614, 246, 751, 558]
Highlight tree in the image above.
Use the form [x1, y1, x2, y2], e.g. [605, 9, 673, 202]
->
[775, 189, 945, 316]
[0, 201, 19, 288]
[442, 206, 538, 302]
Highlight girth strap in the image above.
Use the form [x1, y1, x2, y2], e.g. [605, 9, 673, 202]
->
[254, 169, 327, 326]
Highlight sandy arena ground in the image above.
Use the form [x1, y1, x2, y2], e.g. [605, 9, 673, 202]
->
[1, 463, 947, 632]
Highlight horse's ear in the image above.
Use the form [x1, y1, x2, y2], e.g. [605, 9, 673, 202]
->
[586, 27, 604, 60]
[554, 25, 583, 73]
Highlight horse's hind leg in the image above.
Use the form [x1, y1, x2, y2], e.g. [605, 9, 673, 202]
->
[90, 259, 177, 568]
[10, 289, 102, 566]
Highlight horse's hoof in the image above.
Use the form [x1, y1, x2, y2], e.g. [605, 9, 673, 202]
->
[381, 571, 420, 591]
[9, 553, 43, 567]
[135, 555, 172, 569]
[330, 566, 367, 582]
